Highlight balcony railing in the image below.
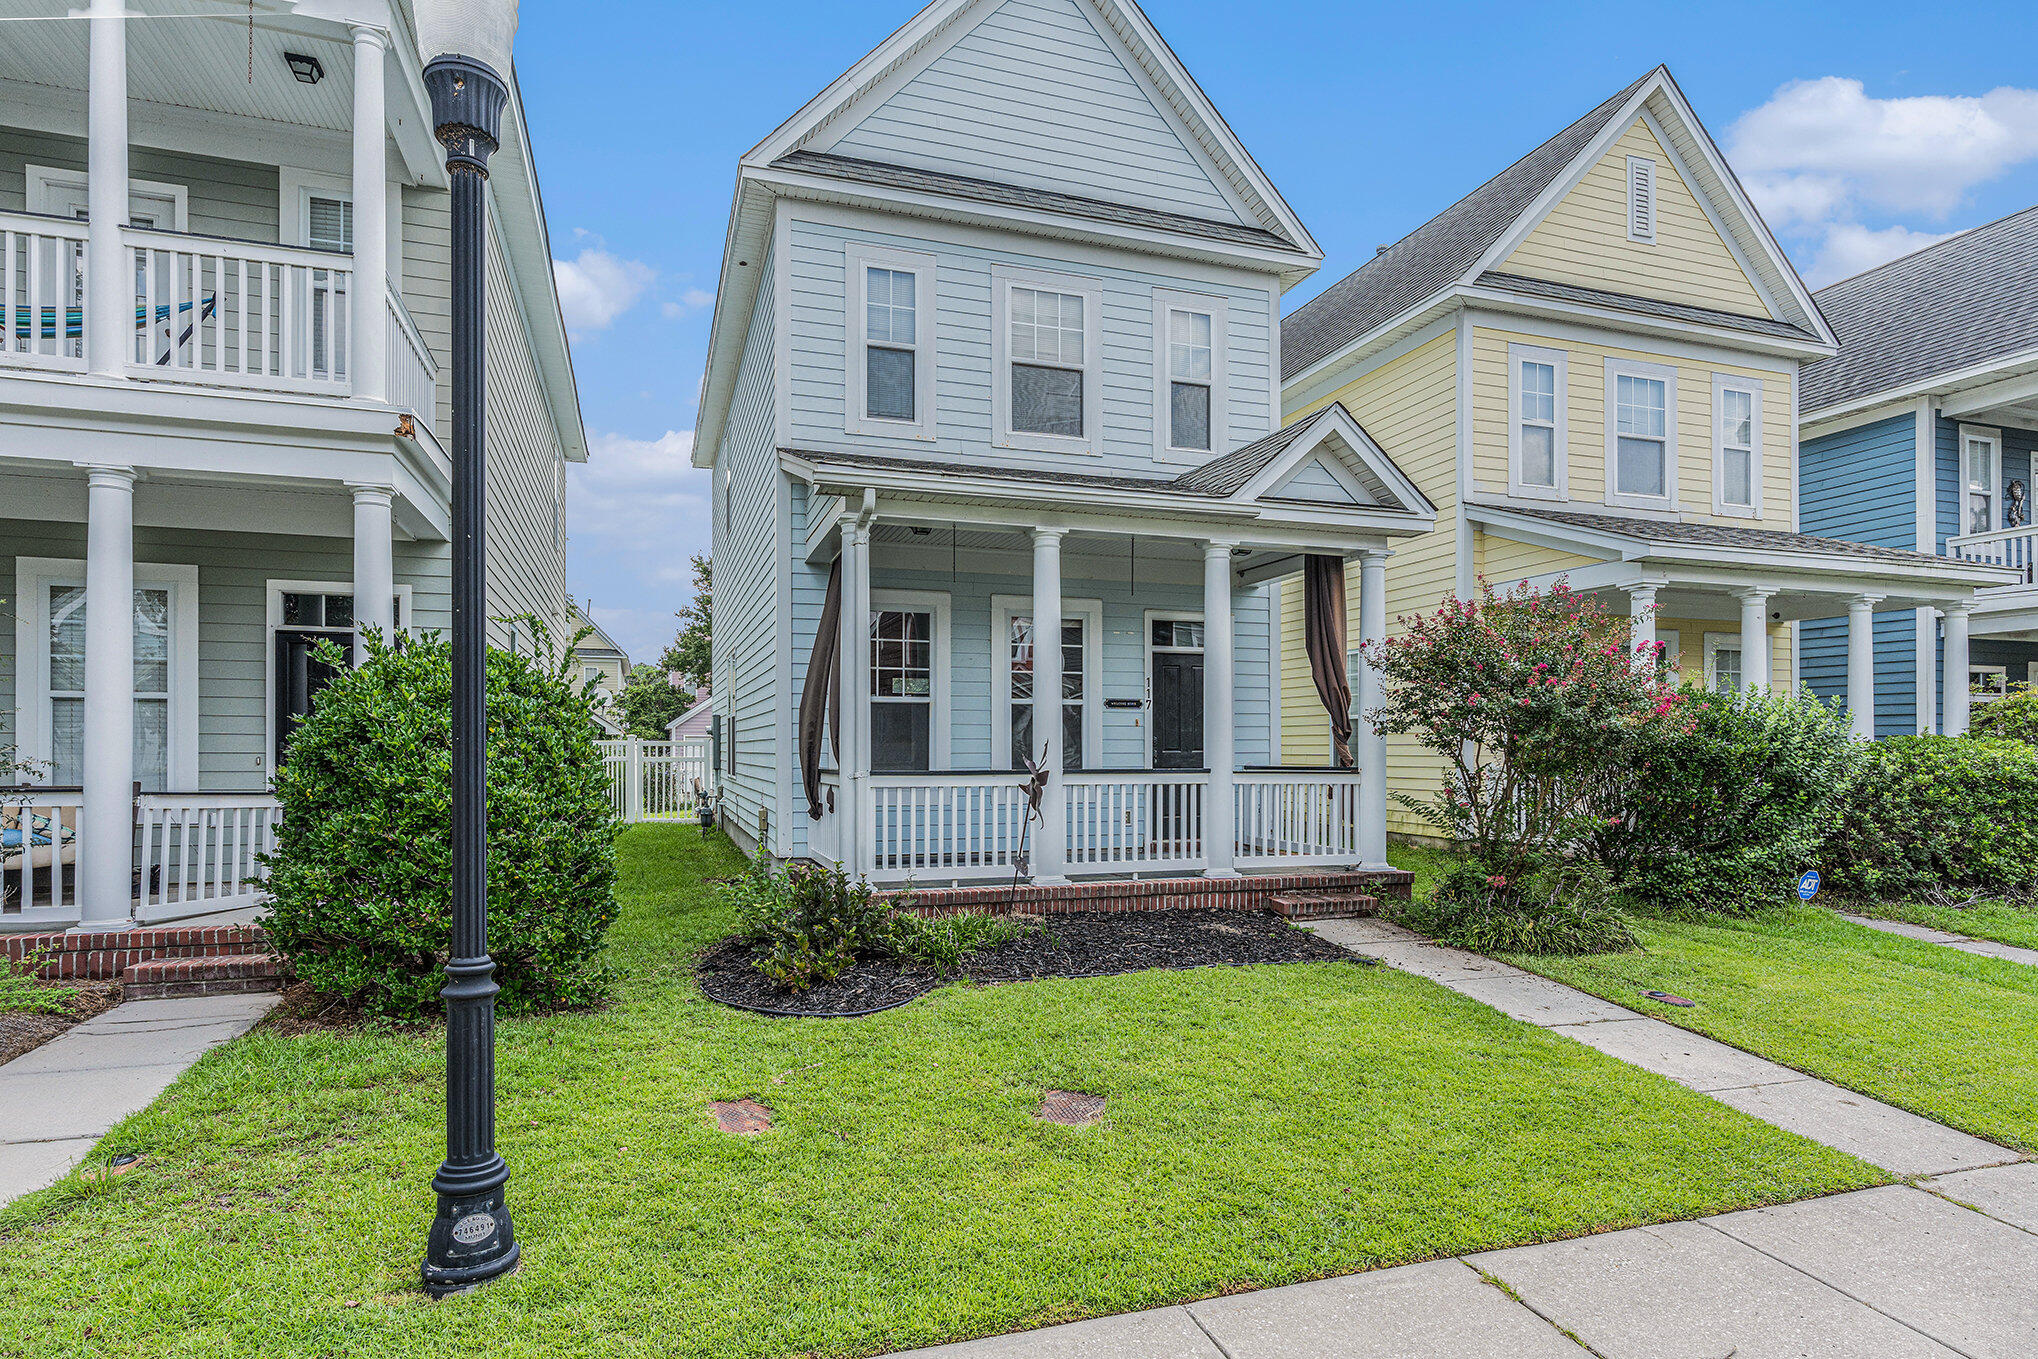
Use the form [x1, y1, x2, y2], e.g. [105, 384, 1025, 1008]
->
[2, 212, 90, 373]
[1948, 525, 2038, 585]
[136, 791, 280, 924]
[386, 284, 438, 433]
[1235, 770, 1366, 867]
[1, 787, 85, 926]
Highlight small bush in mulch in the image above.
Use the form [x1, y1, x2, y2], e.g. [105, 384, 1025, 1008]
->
[696, 907, 1356, 1017]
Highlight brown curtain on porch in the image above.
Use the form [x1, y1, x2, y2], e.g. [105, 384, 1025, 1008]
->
[798, 556, 843, 820]
[1304, 554, 1354, 768]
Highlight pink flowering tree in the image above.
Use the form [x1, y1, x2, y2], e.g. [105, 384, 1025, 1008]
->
[1361, 577, 1685, 881]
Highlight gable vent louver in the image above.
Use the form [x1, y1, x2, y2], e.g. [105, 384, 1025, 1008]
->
[1627, 156, 1657, 242]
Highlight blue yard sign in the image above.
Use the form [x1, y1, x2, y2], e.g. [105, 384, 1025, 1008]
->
[1797, 870, 1821, 901]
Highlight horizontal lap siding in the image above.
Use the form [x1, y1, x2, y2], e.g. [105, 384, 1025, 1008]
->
[480, 223, 568, 649]
[0, 130, 277, 241]
[401, 185, 454, 439]
[827, 0, 1241, 224]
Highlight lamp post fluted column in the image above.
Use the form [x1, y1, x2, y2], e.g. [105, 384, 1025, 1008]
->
[419, 51, 517, 1298]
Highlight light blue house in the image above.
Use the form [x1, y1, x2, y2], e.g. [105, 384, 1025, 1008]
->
[1800, 207, 2038, 734]
[695, 0, 1436, 897]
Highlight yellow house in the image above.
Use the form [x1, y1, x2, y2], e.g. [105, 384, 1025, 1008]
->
[1270, 67, 2004, 836]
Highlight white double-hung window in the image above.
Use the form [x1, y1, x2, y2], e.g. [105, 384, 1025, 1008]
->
[1152, 290, 1227, 461]
[846, 245, 936, 438]
[1605, 358, 1677, 509]
[1508, 342, 1566, 499]
[1713, 375, 1762, 517]
[1961, 426, 2002, 536]
[992, 265, 1103, 455]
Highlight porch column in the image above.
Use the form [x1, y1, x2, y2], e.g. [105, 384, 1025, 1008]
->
[1356, 549, 1390, 869]
[1944, 603, 1973, 737]
[1846, 595, 1883, 740]
[1737, 587, 1774, 694]
[1203, 541, 1238, 878]
[86, 0, 129, 377]
[350, 25, 390, 402]
[1030, 528, 1068, 883]
[350, 483, 396, 664]
[77, 464, 137, 928]
[839, 518, 871, 876]
[1625, 579, 1662, 671]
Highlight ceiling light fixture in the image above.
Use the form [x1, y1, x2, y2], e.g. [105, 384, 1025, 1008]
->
[284, 52, 325, 85]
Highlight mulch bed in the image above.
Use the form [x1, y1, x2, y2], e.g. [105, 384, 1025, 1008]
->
[696, 908, 1357, 1017]
[0, 980, 123, 1066]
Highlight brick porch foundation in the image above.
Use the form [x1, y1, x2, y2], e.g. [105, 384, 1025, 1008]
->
[2, 924, 283, 997]
[886, 870, 1414, 918]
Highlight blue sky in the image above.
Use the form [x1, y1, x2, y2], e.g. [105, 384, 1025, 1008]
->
[518, 0, 2038, 661]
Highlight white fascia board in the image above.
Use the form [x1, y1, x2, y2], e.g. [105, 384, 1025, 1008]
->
[1939, 364, 2038, 420]
[1458, 285, 1833, 361]
[1801, 346, 2038, 427]
[694, 177, 777, 466]
[1232, 405, 1437, 518]
[1281, 290, 1469, 408]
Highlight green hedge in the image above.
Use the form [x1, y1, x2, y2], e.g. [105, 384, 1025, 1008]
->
[1825, 736, 2038, 900]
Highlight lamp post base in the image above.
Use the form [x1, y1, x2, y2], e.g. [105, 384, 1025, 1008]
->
[421, 1162, 519, 1297]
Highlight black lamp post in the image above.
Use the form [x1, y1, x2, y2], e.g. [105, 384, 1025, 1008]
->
[419, 48, 517, 1298]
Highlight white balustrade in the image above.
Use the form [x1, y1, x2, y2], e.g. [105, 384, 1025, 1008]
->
[1, 788, 85, 925]
[1234, 771, 1366, 867]
[1, 212, 90, 373]
[386, 285, 437, 433]
[1948, 525, 2038, 585]
[136, 792, 280, 923]
[1064, 771, 1206, 873]
[869, 773, 1030, 880]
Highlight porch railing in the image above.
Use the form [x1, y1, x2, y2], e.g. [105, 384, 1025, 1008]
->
[1, 787, 85, 926]
[1, 211, 90, 373]
[136, 792, 280, 924]
[599, 737, 713, 823]
[1234, 770, 1366, 868]
[869, 772, 1029, 881]
[1948, 525, 2038, 585]
[386, 284, 437, 433]
[1064, 770, 1206, 873]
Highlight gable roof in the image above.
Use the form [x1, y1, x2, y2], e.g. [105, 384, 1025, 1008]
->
[1801, 205, 2038, 415]
[1281, 67, 1832, 387]
[569, 602, 629, 664]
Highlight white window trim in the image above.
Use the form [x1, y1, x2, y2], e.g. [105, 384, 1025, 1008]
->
[1626, 155, 1657, 244]
[1660, 631, 1683, 679]
[1507, 341, 1568, 501]
[868, 588, 951, 770]
[1143, 609, 1204, 769]
[26, 164, 189, 230]
[991, 263, 1104, 458]
[263, 579, 414, 780]
[1959, 424, 2003, 538]
[1711, 373, 1764, 519]
[844, 243, 937, 441]
[1151, 288, 1228, 464]
[1604, 356, 1679, 511]
[14, 556, 199, 790]
[1970, 663, 2009, 702]
[1702, 631, 1742, 695]
[989, 595, 1103, 770]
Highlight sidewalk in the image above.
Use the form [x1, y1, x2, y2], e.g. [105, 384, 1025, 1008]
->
[0, 992, 278, 1206]
[1841, 911, 2038, 968]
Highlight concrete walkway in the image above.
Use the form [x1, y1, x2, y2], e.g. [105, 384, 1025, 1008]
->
[0, 992, 278, 1206]
[1840, 911, 2038, 968]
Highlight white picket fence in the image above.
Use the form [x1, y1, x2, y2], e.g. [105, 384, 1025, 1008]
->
[600, 736, 714, 824]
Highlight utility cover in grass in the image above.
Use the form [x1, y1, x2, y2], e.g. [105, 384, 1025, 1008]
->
[1036, 1090, 1106, 1126]
[708, 1099, 772, 1135]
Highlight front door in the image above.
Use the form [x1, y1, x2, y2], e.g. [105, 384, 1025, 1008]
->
[1151, 650, 1205, 769]
[273, 630, 346, 770]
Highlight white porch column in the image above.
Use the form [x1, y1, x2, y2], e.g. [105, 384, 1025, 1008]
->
[1356, 549, 1390, 870]
[1737, 587, 1775, 694]
[77, 464, 137, 928]
[1030, 528, 1068, 883]
[86, 0, 129, 377]
[1847, 595, 1883, 740]
[349, 483, 396, 664]
[1944, 603, 1973, 737]
[350, 25, 390, 402]
[838, 518, 871, 876]
[1625, 579, 1662, 671]
[1203, 541, 1238, 878]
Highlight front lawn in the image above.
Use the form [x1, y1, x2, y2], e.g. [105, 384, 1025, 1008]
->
[1843, 896, 2038, 952]
[0, 827, 1879, 1359]
[1518, 907, 2038, 1152]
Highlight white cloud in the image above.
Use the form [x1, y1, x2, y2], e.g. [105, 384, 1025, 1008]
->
[552, 247, 656, 333]
[1805, 222, 1961, 287]
[682, 287, 715, 308]
[566, 429, 711, 658]
[660, 288, 716, 321]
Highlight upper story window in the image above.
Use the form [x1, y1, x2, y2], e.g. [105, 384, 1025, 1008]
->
[1627, 156, 1657, 243]
[1605, 358, 1677, 509]
[1507, 342, 1566, 499]
[1153, 290, 1228, 462]
[1962, 426, 2002, 536]
[992, 265, 1103, 456]
[845, 244, 936, 440]
[307, 194, 353, 252]
[1713, 375, 1762, 517]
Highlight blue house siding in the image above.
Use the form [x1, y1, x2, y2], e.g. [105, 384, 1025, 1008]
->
[1798, 414, 1919, 734]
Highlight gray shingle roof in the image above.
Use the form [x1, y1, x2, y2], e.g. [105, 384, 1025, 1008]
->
[773, 150, 1302, 252]
[1477, 272, 1818, 342]
[1487, 504, 1968, 569]
[1280, 70, 1657, 382]
[1801, 205, 2038, 413]
[1166, 422, 1314, 495]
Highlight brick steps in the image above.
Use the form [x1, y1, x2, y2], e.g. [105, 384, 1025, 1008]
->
[1268, 890, 1380, 921]
[123, 953, 285, 1001]
[891, 869, 1414, 919]
[4, 923, 285, 998]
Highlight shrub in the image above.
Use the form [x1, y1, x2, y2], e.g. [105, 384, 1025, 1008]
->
[262, 624, 620, 1020]
[1825, 736, 2038, 900]
[1594, 687, 1861, 913]
[1398, 856, 1635, 955]
[0, 949, 76, 1017]
[1970, 686, 2038, 746]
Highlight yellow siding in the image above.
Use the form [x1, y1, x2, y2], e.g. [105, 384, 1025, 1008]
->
[1480, 538, 1602, 585]
[1656, 615, 1792, 690]
[1502, 119, 1770, 319]
[1470, 325, 1794, 532]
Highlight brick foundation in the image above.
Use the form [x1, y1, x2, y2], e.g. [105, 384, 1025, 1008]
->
[3, 924, 273, 981]
[887, 870, 1413, 918]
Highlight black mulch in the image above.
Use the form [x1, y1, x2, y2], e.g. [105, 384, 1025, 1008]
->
[695, 908, 1357, 1018]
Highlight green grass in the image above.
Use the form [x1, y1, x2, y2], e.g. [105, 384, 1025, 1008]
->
[1517, 907, 2038, 1152]
[1841, 896, 2038, 952]
[0, 827, 1880, 1359]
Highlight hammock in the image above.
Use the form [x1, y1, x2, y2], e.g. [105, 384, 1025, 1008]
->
[9, 295, 220, 364]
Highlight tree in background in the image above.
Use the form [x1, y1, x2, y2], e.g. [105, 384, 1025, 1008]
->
[616, 662, 693, 737]
[614, 555, 712, 738]
[671, 554, 711, 692]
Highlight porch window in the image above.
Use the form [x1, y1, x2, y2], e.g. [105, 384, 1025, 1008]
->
[1714, 376, 1761, 516]
[1606, 359, 1677, 508]
[1971, 665, 2009, 703]
[47, 585, 172, 790]
[1963, 428, 2001, 536]
[1007, 617, 1084, 770]
[870, 609, 933, 771]
[1703, 633, 1742, 696]
[1508, 343, 1565, 498]
[305, 193, 352, 382]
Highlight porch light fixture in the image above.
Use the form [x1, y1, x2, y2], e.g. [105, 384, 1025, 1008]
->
[283, 52, 325, 84]
[417, 0, 522, 1301]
